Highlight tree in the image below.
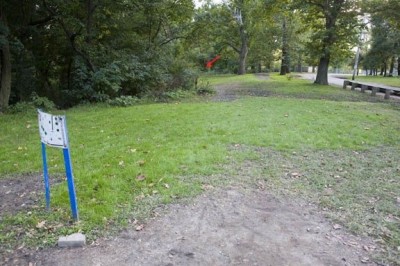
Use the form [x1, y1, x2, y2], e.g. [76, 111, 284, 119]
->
[297, 0, 359, 85]
[0, 5, 11, 111]
[364, 0, 400, 76]
[1, 0, 197, 108]
[192, 0, 279, 75]
[279, 17, 290, 75]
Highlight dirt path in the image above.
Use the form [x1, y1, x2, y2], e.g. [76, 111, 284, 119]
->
[30, 187, 374, 266]
[212, 73, 271, 102]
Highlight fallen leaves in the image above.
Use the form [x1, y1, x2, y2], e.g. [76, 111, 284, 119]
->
[333, 224, 342, 230]
[201, 184, 214, 191]
[135, 224, 144, 231]
[36, 221, 46, 229]
[362, 245, 376, 252]
[136, 174, 146, 181]
[360, 257, 370, 263]
[290, 172, 301, 178]
[137, 160, 146, 166]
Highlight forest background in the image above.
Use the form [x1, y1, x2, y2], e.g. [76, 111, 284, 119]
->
[0, 0, 399, 111]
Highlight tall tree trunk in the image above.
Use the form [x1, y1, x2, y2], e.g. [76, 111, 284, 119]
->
[280, 18, 290, 75]
[237, 10, 248, 76]
[236, 1, 248, 76]
[0, 12, 11, 112]
[398, 57, 400, 76]
[314, 52, 330, 85]
[312, 1, 341, 85]
[238, 37, 248, 75]
[388, 56, 395, 77]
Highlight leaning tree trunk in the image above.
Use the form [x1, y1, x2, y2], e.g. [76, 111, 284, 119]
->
[314, 52, 330, 85]
[0, 11, 11, 112]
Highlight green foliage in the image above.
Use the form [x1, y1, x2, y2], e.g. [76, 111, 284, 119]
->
[3, 0, 198, 108]
[30, 93, 56, 111]
[196, 81, 215, 95]
[7, 93, 55, 114]
[107, 96, 140, 107]
[362, 12, 400, 75]
[92, 63, 124, 96]
[7, 102, 36, 114]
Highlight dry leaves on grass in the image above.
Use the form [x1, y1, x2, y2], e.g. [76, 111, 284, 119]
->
[136, 174, 146, 181]
[36, 221, 46, 229]
[135, 224, 144, 231]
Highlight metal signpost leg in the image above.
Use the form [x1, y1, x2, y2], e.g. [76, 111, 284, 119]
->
[41, 142, 51, 211]
[63, 148, 79, 221]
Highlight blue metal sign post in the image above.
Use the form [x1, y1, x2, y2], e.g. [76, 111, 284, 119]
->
[38, 110, 79, 221]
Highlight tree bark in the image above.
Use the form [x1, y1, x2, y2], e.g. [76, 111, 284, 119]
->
[238, 31, 248, 75]
[237, 19, 248, 75]
[311, 0, 345, 85]
[235, 1, 248, 76]
[0, 11, 11, 111]
[314, 53, 330, 85]
[398, 57, 400, 76]
[388, 56, 395, 77]
[280, 18, 290, 75]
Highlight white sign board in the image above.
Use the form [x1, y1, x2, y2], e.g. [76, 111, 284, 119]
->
[38, 110, 69, 148]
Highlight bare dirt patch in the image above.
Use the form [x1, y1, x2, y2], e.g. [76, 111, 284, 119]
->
[0, 174, 63, 217]
[22, 187, 375, 266]
[0, 174, 44, 216]
[212, 74, 272, 102]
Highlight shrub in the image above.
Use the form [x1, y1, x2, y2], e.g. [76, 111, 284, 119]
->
[8, 93, 56, 114]
[196, 81, 215, 95]
[30, 93, 56, 111]
[107, 96, 140, 107]
[7, 102, 36, 114]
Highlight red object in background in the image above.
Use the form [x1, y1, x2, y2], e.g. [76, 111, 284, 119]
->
[205, 55, 221, 69]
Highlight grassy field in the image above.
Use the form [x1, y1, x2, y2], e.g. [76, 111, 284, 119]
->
[1, 73, 400, 264]
[354, 75, 400, 87]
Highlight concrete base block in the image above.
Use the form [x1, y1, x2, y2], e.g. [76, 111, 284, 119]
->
[58, 233, 86, 248]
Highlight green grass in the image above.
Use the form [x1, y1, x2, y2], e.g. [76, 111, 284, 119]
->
[252, 146, 400, 264]
[354, 75, 400, 87]
[1, 73, 400, 263]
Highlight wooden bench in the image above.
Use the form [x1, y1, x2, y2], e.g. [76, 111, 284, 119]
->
[342, 80, 400, 99]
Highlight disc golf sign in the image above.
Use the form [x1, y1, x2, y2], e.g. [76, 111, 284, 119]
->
[38, 110, 79, 221]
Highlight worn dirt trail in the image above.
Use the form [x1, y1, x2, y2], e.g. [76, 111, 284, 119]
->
[33, 187, 375, 266]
